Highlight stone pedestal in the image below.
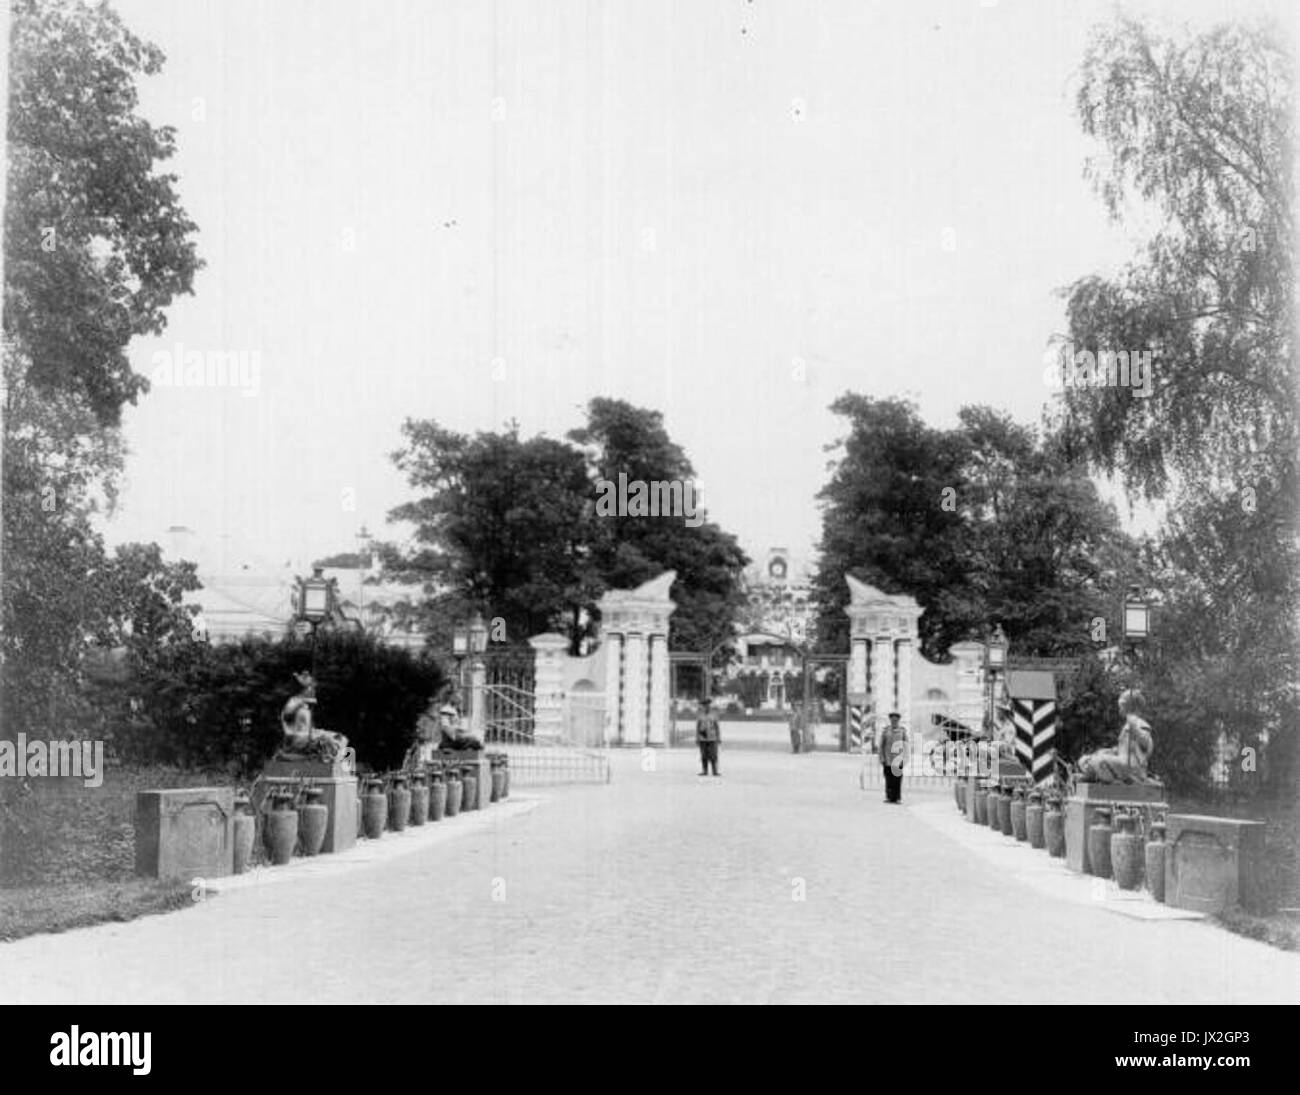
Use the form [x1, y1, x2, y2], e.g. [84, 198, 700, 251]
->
[256, 759, 357, 855]
[1165, 814, 1267, 914]
[136, 787, 234, 880]
[1064, 783, 1166, 875]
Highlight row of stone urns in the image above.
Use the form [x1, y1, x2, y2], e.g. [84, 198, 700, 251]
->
[955, 781, 1168, 900]
[227, 755, 513, 872]
[355, 757, 512, 842]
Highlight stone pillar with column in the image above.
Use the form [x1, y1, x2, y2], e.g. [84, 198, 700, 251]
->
[848, 636, 869, 698]
[844, 576, 924, 741]
[528, 632, 569, 740]
[469, 657, 487, 739]
[596, 571, 676, 747]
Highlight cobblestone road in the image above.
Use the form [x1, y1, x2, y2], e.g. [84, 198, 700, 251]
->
[1, 748, 1296, 1003]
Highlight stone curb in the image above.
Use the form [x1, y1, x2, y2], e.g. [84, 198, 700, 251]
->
[203, 795, 543, 896]
[910, 797, 1206, 922]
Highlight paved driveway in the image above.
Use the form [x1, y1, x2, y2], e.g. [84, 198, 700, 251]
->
[1, 748, 1295, 1003]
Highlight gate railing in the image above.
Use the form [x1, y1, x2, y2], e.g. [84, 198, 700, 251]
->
[482, 683, 611, 786]
[857, 701, 992, 789]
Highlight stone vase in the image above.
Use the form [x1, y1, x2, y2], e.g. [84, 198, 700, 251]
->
[388, 775, 411, 832]
[428, 773, 447, 821]
[408, 774, 429, 827]
[231, 795, 255, 874]
[1044, 803, 1065, 858]
[264, 796, 298, 866]
[1010, 791, 1028, 842]
[954, 780, 963, 812]
[501, 758, 511, 798]
[362, 778, 387, 839]
[490, 758, 505, 803]
[1088, 808, 1114, 879]
[1025, 794, 1045, 849]
[973, 785, 988, 825]
[445, 772, 463, 817]
[461, 765, 478, 812]
[1110, 810, 1144, 891]
[997, 790, 1013, 836]
[297, 787, 329, 857]
[985, 788, 1001, 829]
[1145, 821, 1167, 902]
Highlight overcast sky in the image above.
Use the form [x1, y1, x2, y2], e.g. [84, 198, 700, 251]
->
[101, 0, 1294, 575]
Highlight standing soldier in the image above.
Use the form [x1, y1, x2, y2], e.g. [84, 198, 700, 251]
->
[696, 696, 721, 777]
[878, 711, 909, 804]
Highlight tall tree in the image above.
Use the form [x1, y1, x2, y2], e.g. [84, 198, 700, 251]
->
[5, 0, 203, 425]
[1059, 17, 1296, 791]
[2, 0, 203, 739]
[389, 420, 598, 648]
[567, 398, 749, 651]
[813, 396, 1133, 663]
[811, 395, 973, 659]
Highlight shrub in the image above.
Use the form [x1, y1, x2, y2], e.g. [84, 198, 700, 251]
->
[122, 632, 446, 776]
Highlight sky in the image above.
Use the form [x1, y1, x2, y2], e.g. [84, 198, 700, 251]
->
[100, 0, 1295, 575]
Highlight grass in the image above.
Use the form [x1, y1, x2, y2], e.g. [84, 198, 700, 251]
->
[0, 877, 195, 943]
[0, 762, 239, 942]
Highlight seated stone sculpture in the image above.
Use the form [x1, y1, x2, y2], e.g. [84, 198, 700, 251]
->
[276, 672, 350, 763]
[434, 703, 483, 752]
[1077, 689, 1155, 784]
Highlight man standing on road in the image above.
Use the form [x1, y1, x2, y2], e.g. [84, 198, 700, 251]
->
[696, 696, 721, 776]
[879, 711, 908, 803]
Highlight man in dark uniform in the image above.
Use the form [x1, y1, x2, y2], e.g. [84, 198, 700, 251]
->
[696, 696, 721, 776]
[879, 711, 908, 803]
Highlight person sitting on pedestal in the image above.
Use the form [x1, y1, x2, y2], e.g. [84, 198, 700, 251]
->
[1076, 689, 1155, 784]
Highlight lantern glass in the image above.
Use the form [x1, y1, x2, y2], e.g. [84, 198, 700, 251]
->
[469, 613, 488, 653]
[1124, 602, 1149, 640]
[452, 629, 468, 656]
[303, 584, 328, 620]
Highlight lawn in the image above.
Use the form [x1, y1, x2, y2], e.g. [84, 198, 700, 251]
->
[0, 762, 238, 942]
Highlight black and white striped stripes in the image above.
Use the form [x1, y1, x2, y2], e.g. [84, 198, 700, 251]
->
[1012, 698, 1056, 784]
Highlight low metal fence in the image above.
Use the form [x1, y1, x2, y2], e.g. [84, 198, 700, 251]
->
[483, 684, 611, 785]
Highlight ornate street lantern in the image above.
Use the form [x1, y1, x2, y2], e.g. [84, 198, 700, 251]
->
[983, 623, 1009, 740]
[1123, 588, 1151, 642]
[454, 610, 489, 656]
[468, 611, 489, 654]
[986, 623, 1008, 672]
[299, 566, 332, 624]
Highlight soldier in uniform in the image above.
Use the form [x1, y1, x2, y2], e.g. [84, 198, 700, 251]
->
[696, 696, 721, 776]
[878, 711, 909, 803]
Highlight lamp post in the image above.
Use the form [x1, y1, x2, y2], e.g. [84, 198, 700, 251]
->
[294, 565, 336, 677]
[297, 566, 332, 632]
[452, 610, 489, 720]
[355, 524, 372, 626]
[984, 622, 1008, 742]
[1121, 587, 1151, 680]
